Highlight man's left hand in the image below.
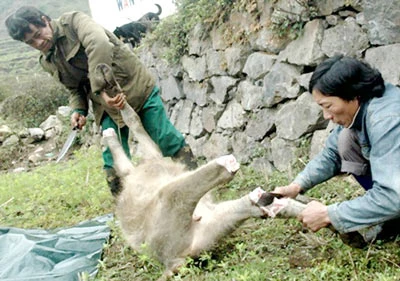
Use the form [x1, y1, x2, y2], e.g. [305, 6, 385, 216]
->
[297, 201, 331, 232]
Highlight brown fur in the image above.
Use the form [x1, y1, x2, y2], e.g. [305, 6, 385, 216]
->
[102, 102, 265, 279]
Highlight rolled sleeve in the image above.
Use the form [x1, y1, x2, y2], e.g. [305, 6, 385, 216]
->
[294, 126, 343, 192]
[327, 203, 345, 232]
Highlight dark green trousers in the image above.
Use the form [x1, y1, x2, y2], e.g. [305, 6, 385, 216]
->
[101, 86, 186, 169]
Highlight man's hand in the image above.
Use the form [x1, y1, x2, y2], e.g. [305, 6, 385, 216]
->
[70, 112, 86, 130]
[101, 91, 126, 110]
[297, 201, 331, 232]
[272, 183, 302, 198]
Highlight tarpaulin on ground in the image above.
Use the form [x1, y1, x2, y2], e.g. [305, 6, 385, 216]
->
[0, 214, 113, 281]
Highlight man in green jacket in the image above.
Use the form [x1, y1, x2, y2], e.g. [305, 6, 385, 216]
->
[5, 6, 197, 196]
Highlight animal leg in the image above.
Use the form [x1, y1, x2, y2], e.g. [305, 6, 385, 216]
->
[94, 63, 162, 161]
[189, 195, 264, 255]
[151, 154, 239, 245]
[159, 155, 239, 211]
[102, 128, 134, 177]
[189, 187, 308, 255]
[248, 187, 307, 218]
[119, 102, 163, 160]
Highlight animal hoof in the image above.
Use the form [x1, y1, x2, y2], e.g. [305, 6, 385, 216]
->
[249, 187, 288, 217]
[249, 187, 268, 206]
[216, 154, 240, 173]
[102, 128, 116, 137]
[249, 187, 282, 207]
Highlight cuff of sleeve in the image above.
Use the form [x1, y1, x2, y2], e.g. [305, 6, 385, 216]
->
[327, 203, 345, 233]
[71, 109, 88, 116]
[293, 174, 313, 193]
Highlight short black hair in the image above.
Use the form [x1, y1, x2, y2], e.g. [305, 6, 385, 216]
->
[5, 6, 51, 41]
[309, 55, 385, 102]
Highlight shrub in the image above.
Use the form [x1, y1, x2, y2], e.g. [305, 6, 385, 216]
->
[0, 80, 14, 104]
[143, 0, 319, 63]
[0, 74, 69, 128]
[0, 145, 24, 171]
[144, 0, 237, 63]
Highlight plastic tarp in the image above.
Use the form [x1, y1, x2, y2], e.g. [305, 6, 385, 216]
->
[0, 214, 113, 281]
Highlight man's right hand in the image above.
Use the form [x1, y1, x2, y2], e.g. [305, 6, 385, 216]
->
[70, 112, 86, 130]
[272, 183, 302, 198]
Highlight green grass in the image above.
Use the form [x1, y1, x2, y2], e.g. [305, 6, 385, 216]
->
[1, 146, 400, 280]
[0, 146, 112, 229]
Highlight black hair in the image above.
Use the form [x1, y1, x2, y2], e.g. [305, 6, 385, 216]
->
[5, 6, 51, 41]
[309, 55, 385, 102]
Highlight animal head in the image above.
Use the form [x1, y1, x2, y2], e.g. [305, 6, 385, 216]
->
[113, 27, 121, 38]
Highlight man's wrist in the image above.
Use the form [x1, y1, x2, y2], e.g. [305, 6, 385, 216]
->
[71, 108, 88, 116]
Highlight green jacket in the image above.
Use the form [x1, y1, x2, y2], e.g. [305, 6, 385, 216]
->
[39, 11, 155, 126]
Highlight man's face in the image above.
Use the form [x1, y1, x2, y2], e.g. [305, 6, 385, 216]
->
[312, 89, 360, 128]
[23, 17, 53, 54]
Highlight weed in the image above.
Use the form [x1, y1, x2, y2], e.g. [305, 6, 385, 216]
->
[1, 145, 400, 280]
[270, 1, 319, 40]
[0, 74, 69, 128]
[142, 0, 260, 64]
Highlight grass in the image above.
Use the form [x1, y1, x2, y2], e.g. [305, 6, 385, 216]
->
[1, 145, 400, 280]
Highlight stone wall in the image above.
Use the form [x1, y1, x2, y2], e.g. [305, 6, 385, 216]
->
[138, 0, 400, 175]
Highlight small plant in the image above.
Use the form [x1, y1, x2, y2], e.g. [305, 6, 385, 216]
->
[2, 151, 400, 280]
[0, 144, 25, 171]
[143, 0, 253, 64]
[0, 84, 13, 104]
[270, 0, 319, 40]
[0, 74, 69, 127]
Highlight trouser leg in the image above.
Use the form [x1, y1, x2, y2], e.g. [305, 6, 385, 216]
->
[376, 217, 400, 241]
[171, 144, 198, 170]
[337, 128, 399, 244]
[140, 87, 197, 170]
[338, 128, 372, 190]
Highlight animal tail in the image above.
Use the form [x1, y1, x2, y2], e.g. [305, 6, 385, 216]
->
[155, 3, 162, 15]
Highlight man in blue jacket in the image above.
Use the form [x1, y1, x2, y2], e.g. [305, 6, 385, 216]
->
[274, 55, 400, 246]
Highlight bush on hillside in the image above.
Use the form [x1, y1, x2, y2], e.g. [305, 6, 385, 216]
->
[0, 90, 9, 105]
[143, 0, 318, 63]
[0, 145, 25, 171]
[143, 0, 237, 63]
[0, 75, 69, 128]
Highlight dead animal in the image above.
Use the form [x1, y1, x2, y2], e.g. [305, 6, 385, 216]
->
[102, 104, 268, 279]
[96, 63, 309, 280]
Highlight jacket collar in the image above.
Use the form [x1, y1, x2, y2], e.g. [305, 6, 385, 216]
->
[349, 100, 370, 130]
[44, 19, 65, 61]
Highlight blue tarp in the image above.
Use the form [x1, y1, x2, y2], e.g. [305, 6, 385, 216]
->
[0, 214, 113, 281]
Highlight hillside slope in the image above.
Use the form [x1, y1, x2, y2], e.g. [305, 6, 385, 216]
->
[0, 0, 90, 82]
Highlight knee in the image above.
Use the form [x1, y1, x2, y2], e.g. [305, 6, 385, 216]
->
[338, 129, 362, 162]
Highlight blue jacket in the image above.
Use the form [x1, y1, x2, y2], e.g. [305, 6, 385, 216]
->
[294, 83, 400, 233]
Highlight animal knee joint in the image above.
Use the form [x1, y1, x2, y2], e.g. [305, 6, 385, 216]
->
[103, 128, 116, 137]
[215, 154, 240, 173]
